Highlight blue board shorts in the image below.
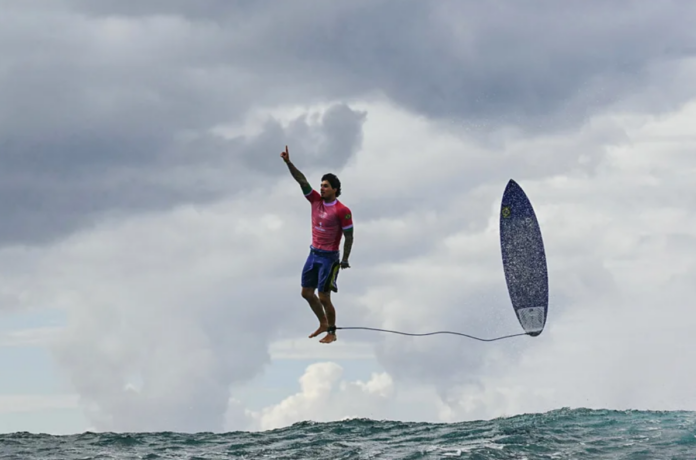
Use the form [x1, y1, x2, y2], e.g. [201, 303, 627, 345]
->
[301, 246, 341, 293]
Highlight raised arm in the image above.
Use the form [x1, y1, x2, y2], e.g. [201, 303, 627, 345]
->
[281, 145, 312, 195]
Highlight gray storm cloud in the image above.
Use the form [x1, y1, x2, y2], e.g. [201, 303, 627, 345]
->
[2, 1, 694, 246]
[61, 0, 696, 127]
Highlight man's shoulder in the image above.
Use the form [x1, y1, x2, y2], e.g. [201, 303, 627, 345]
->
[335, 200, 352, 213]
[335, 200, 353, 229]
[304, 188, 320, 203]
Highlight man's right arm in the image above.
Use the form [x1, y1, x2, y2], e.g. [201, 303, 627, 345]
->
[286, 161, 312, 195]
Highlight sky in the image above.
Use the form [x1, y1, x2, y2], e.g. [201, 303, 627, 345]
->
[1, 0, 696, 434]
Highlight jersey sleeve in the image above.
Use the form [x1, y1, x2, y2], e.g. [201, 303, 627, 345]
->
[304, 188, 321, 203]
[340, 206, 353, 230]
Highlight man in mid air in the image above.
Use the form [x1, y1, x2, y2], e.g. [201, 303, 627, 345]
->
[281, 145, 354, 344]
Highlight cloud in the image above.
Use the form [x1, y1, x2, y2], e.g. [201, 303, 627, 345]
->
[40, 198, 295, 432]
[0, 95, 364, 246]
[246, 362, 394, 431]
[2, 0, 694, 245]
[0, 326, 61, 348]
[0, 394, 79, 414]
[58, 0, 696, 129]
[1, 1, 370, 246]
[269, 339, 374, 361]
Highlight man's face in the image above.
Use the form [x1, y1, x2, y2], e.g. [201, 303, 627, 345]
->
[320, 180, 334, 198]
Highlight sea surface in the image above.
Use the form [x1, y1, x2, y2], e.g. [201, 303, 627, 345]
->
[1, 408, 695, 459]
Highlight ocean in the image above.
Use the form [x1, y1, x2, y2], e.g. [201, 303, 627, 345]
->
[1, 408, 694, 459]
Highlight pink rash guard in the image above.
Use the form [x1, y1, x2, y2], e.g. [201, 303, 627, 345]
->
[304, 189, 353, 252]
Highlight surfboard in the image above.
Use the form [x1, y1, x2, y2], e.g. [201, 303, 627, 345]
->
[499, 179, 548, 336]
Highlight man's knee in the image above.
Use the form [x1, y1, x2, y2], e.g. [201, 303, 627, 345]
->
[317, 291, 331, 303]
[301, 287, 316, 300]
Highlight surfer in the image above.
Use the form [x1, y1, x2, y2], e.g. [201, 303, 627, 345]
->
[281, 145, 354, 344]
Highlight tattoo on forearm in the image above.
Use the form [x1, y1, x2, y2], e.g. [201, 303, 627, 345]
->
[286, 161, 308, 185]
[342, 235, 353, 261]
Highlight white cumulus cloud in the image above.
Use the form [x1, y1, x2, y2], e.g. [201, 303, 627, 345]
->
[247, 362, 394, 431]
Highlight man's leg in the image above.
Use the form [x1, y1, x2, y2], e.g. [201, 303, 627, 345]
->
[302, 287, 329, 338]
[316, 258, 340, 343]
[317, 290, 337, 344]
[301, 251, 329, 338]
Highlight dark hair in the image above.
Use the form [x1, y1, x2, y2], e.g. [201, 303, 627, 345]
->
[322, 173, 341, 197]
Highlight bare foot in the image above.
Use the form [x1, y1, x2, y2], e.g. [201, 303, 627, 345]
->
[309, 323, 328, 338]
[319, 332, 337, 344]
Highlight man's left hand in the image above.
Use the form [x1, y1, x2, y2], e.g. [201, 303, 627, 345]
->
[340, 260, 350, 269]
